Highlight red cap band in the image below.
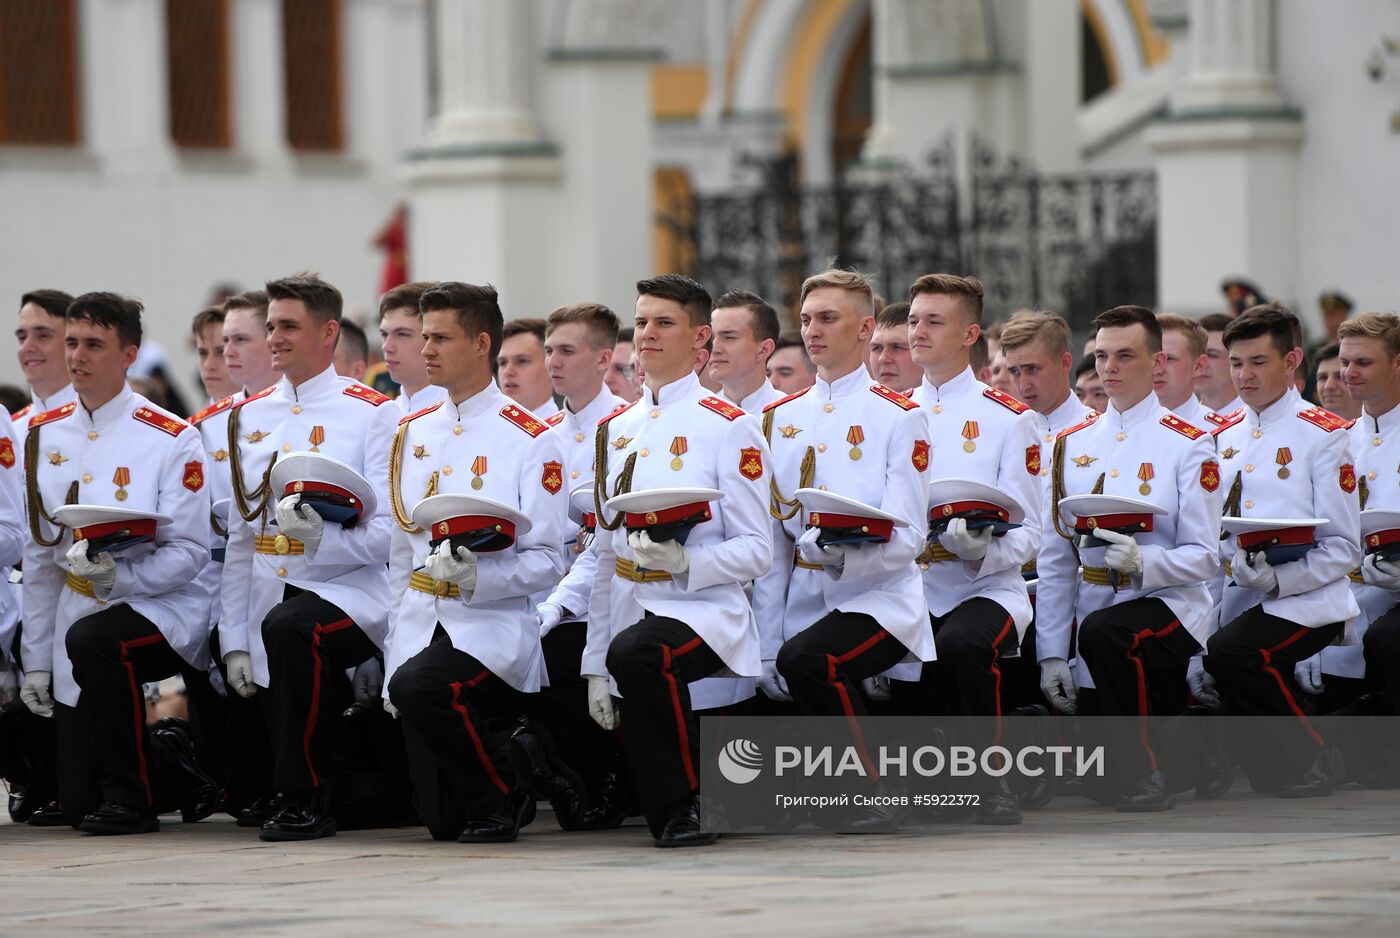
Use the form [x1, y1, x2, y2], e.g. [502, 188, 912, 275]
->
[806, 511, 895, 539]
[624, 501, 712, 528]
[1238, 525, 1315, 550]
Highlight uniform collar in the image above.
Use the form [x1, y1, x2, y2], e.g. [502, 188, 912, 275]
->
[1040, 390, 1087, 434]
[280, 364, 341, 402]
[920, 366, 977, 402]
[564, 388, 620, 429]
[1104, 391, 1160, 430]
[448, 383, 505, 423]
[1361, 401, 1400, 436]
[815, 363, 869, 402]
[398, 383, 447, 415]
[32, 383, 77, 413]
[1215, 394, 1244, 417]
[532, 397, 561, 419]
[644, 371, 701, 409]
[78, 384, 135, 430]
[1247, 387, 1300, 429]
[723, 380, 779, 413]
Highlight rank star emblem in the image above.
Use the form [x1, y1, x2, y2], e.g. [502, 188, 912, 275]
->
[212, 448, 228, 462]
[1221, 447, 1240, 460]
[1071, 454, 1097, 468]
[48, 451, 68, 466]
[778, 424, 802, 439]
[245, 430, 269, 444]
[412, 443, 429, 460]
[611, 435, 633, 450]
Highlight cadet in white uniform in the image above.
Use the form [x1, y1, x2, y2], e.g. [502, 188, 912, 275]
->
[711, 289, 787, 414]
[1041, 306, 1221, 810]
[385, 282, 568, 843]
[378, 281, 449, 419]
[1207, 305, 1361, 797]
[1155, 314, 1216, 429]
[220, 274, 399, 840]
[586, 275, 772, 847]
[21, 293, 215, 834]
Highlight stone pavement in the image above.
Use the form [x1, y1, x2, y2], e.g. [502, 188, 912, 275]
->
[2, 790, 1399, 936]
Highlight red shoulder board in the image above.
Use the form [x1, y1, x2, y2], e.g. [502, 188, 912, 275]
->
[983, 387, 1028, 414]
[1298, 407, 1348, 432]
[1055, 411, 1100, 441]
[545, 410, 566, 427]
[699, 396, 745, 421]
[1204, 409, 1235, 426]
[762, 386, 811, 413]
[10, 404, 31, 422]
[191, 394, 237, 426]
[230, 385, 276, 409]
[870, 383, 917, 411]
[343, 383, 390, 406]
[1209, 411, 1245, 436]
[1160, 414, 1205, 440]
[500, 404, 548, 437]
[597, 399, 638, 427]
[398, 401, 444, 426]
[28, 401, 76, 429]
[1345, 418, 1358, 429]
[133, 406, 188, 436]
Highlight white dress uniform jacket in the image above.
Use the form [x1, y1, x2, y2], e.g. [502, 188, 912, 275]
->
[750, 366, 934, 664]
[582, 372, 772, 684]
[912, 368, 1042, 640]
[393, 383, 448, 420]
[21, 387, 212, 706]
[219, 365, 398, 686]
[1038, 395, 1222, 676]
[1213, 389, 1361, 633]
[191, 391, 243, 635]
[724, 381, 786, 415]
[385, 387, 567, 692]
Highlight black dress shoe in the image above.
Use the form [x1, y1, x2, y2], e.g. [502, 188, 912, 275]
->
[654, 794, 718, 847]
[259, 791, 336, 841]
[27, 801, 68, 827]
[149, 721, 221, 823]
[458, 787, 535, 844]
[1116, 770, 1176, 812]
[508, 721, 586, 830]
[571, 770, 638, 831]
[977, 778, 1023, 826]
[8, 785, 38, 824]
[235, 796, 282, 828]
[842, 794, 906, 833]
[1277, 749, 1342, 799]
[78, 801, 160, 835]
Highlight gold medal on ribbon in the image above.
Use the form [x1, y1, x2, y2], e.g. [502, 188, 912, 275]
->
[471, 455, 487, 491]
[961, 420, 979, 453]
[113, 466, 131, 502]
[1276, 447, 1292, 479]
[308, 425, 325, 453]
[669, 436, 687, 471]
[846, 425, 865, 460]
[1137, 462, 1154, 496]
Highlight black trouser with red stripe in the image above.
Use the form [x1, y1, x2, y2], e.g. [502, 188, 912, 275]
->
[776, 610, 912, 779]
[607, 614, 725, 835]
[262, 586, 377, 796]
[538, 621, 624, 782]
[64, 605, 187, 811]
[387, 627, 524, 841]
[1207, 605, 1343, 779]
[1077, 597, 1200, 780]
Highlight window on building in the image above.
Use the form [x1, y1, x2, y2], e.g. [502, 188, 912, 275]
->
[166, 0, 231, 149]
[0, 0, 80, 145]
[282, 0, 343, 151]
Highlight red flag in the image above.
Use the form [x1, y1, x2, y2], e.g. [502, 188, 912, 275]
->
[374, 204, 408, 294]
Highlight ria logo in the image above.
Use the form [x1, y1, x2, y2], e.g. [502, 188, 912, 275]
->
[718, 738, 763, 784]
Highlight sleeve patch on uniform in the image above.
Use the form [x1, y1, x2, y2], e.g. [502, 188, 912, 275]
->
[740, 446, 764, 480]
[1341, 463, 1357, 493]
[1160, 414, 1205, 439]
[1299, 407, 1348, 432]
[1200, 460, 1220, 492]
[984, 387, 1029, 414]
[0, 438, 14, 469]
[399, 401, 444, 425]
[1026, 444, 1041, 475]
[912, 439, 930, 472]
[183, 460, 205, 492]
[699, 396, 745, 421]
[343, 384, 391, 406]
[542, 460, 563, 494]
[870, 383, 918, 411]
[500, 404, 548, 437]
[133, 407, 188, 436]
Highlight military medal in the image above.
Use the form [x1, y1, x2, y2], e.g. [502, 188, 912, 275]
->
[113, 466, 130, 502]
[961, 420, 978, 453]
[412, 443, 428, 460]
[846, 425, 864, 460]
[471, 455, 487, 491]
[1276, 447, 1292, 479]
[778, 424, 802, 439]
[1137, 463, 1154, 496]
[669, 436, 687, 471]
[309, 425, 325, 453]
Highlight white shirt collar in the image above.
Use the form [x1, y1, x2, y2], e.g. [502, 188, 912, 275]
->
[815, 363, 872, 401]
[280, 364, 341, 402]
[920, 366, 977, 402]
[644, 371, 702, 409]
[32, 383, 77, 413]
[1105, 390, 1161, 430]
[1248, 387, 1300, 428]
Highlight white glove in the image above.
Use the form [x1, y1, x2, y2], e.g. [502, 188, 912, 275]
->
[223, 651, 257, 698]
[425, 540, 477, 593]
[1095, 528, 1144, 577]
[1231, 548, 1278, 593]
[938, 517, 993, 561]
[758, 660, 792, 702]
[20, 670, 54, 718]
[627, 530, 690, 575]
[275, 495, 324, 554]
[0, 666, 17, 706]
[1038, 657, 1077, 714]
[1187, 656, 1220, 708]
[796, 526, 850, 571]
[1295, 654, 1325, 696]
[537, 602, 565, 638]
[383, 697, 399, 719]
[1363, 554, 1400, 591]
[352, 658, 383, 704]
[66, 539, 116, 591]
[587, 675, 618, 730]
[862, 675, 892, 702]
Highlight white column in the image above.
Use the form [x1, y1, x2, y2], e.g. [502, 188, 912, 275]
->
[1148, 0, 1303, 313]
[230, 0, 292, 166]
[1023, 0, 1080, 172]
[82, 0, 176, 175]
